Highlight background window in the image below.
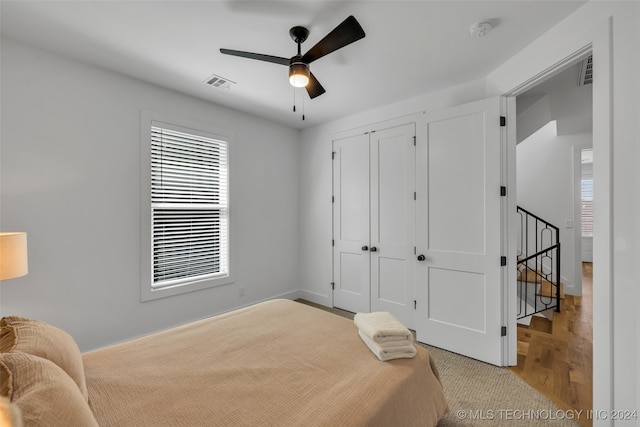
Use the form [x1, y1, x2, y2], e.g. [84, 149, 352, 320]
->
[581, 178, 593, 237]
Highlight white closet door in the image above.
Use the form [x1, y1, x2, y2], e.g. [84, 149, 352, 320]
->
[370, 123, 416, 328]
[415, 97, 504, 366]
[332, 133, 370, 313]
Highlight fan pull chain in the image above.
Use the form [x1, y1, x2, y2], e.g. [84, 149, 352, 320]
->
[292, 88, 306, 120]
[292, 88, 306, 121]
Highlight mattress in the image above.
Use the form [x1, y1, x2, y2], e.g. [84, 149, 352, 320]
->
[83, 299, 448, 426]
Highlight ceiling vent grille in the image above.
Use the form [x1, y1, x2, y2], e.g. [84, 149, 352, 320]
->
[578, 55, 593, 86]
[205, 74, 236, 90]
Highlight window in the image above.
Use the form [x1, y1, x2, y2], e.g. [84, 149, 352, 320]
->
[581, 178, 593, 237]
[141, 114, 232, 301]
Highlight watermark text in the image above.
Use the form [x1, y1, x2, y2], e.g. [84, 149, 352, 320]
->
[454, 409, 638, 422]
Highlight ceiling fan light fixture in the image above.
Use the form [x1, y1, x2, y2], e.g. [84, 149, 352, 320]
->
[289, 62, 310, 87]
[221, 15, 365, 98]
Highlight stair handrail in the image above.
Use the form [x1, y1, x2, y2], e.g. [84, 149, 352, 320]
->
[518, 243, 560, 265]
[516, 206, 560, 235]
[516, 206, 562, 319]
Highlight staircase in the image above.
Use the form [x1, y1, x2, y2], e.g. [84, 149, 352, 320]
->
[516, 206, 562, 325]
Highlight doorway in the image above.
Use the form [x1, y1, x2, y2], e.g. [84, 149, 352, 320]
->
[509, 54, 594, 423]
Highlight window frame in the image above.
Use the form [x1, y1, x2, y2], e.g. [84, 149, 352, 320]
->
[140, 111, 234, 302]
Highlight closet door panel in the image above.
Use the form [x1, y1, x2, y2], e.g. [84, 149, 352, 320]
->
[332, 133, 370, 313]
[427, 112, 485, 253]
[370, 123, 416, 328]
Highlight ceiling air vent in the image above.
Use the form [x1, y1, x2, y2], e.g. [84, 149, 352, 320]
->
[205, 74, 236, 90]
[578, 55, 593, 86]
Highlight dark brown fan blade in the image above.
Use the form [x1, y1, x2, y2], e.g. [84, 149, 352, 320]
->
[306, 72, 326, 99]
[300, 16, 365, 64]
[220, 49, 290, 66]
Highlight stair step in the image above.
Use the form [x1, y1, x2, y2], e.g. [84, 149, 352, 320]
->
[517, 314, 532, 326]
[529, 315, 553, 333]
[517, 268, 564, 299]
[517, 268, 545, 282]
[537, 281, 565, 299]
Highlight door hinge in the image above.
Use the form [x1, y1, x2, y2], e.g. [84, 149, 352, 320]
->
[500, 186, 507, 196]
[501, 326, 507, 337]
[413, 192, 416, 200]
[332, 196, 334, 203]
[331, 282, 335, 290]
[332, 239, 334, 246]
[413, 136, 416, 146]
[414, 300, 417, 309]
[332, 151, 336, 160]
[500, 116, 506, 127]
[414, 246, 416, 255]
[501, 256, 507, 266]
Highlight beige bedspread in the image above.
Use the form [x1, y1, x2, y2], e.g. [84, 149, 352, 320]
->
[83, 299, 448, 426]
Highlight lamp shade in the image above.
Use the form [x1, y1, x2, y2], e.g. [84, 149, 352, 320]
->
[0, 396, 21, 427]
[0, 232, 28, 281]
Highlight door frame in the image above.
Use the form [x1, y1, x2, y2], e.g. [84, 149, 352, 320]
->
[498, 23, 612, 414]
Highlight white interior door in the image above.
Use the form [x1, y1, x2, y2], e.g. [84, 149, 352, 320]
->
[333, 133, 370, 313]
[370, 124, 416, 328]
[415, 97, 504, 366]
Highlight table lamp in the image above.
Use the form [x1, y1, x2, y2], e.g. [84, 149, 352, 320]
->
[0, 232, 28, 281]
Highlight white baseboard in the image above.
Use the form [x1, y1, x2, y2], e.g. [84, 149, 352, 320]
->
[298, 289, 332, 307]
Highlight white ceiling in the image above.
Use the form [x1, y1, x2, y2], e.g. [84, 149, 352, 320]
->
[0, 0, 586, 129]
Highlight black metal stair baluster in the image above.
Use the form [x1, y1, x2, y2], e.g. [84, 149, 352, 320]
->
[556, 243, 561, 312]
[516, 206, 562, 321]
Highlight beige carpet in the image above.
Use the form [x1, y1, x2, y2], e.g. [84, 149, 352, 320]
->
[426, 343, 580, 426]
[297, 300, 580, 427]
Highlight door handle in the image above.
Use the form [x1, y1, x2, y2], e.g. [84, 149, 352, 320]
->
[417, 254, 426, 261]
[370, 247, 378, 252]
[361, 245, 369, 251]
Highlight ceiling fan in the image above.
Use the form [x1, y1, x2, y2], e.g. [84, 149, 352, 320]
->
[220, 15, 365, 99]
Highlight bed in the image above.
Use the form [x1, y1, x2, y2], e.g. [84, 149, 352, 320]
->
[0, 299, 449, 426]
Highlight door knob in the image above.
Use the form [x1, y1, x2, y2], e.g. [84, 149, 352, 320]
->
[370, 247, 378, 252]
[361, 245, 369, 251]
[417, 254, 426, 261]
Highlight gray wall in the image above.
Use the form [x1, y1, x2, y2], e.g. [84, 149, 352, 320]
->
[0, 38, 301, 351]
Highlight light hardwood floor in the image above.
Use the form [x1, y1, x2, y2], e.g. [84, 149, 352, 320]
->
[509, 262, 593, 427]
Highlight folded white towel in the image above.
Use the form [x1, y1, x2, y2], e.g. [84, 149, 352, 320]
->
[358, 330, 417, 361]
[354, 312, 413, 344]
[377, 338, 413, 350]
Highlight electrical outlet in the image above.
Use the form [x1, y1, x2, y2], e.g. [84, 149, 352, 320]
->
[238, 286, 245, 297]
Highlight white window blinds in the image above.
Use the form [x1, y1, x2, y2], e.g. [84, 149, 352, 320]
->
[150, 122, 229, 289]
[581, 178, 593, 237]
